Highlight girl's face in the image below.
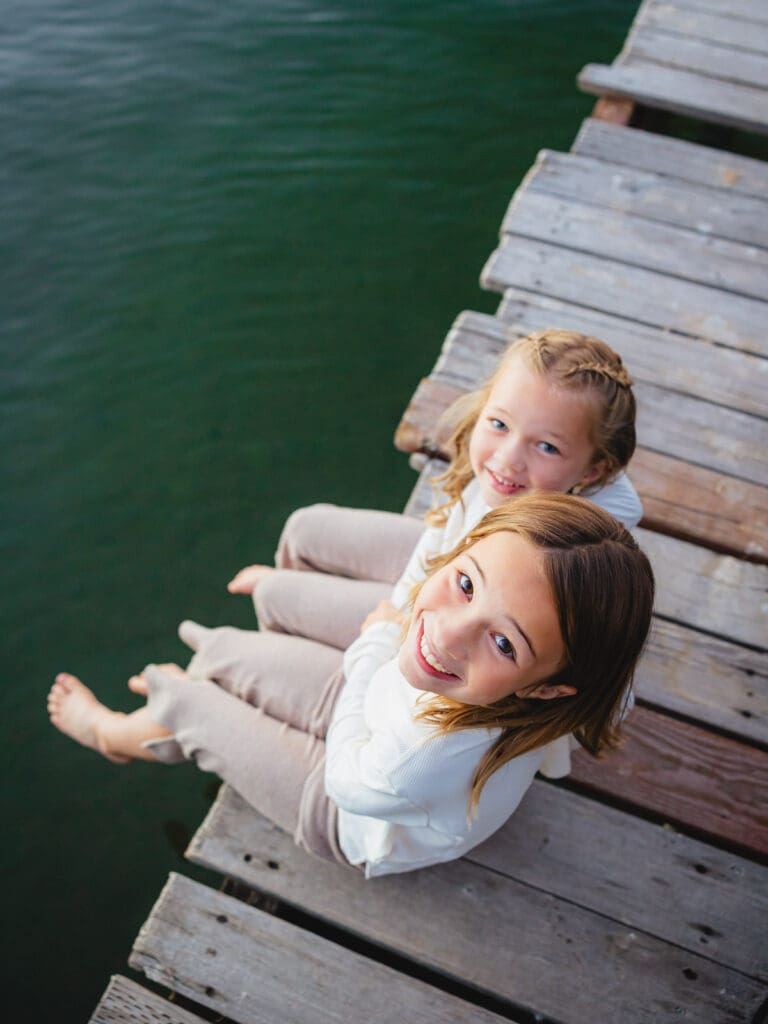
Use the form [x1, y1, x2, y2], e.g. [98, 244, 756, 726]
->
[469, 356, 604, 508]
[399, 532, 566, 705]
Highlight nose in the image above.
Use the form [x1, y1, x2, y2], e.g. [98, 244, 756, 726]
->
[499, 433, 526, 472]
[432, 601, 474, 663]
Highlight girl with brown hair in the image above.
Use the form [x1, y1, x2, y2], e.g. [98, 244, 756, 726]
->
[49, 494, 653, 877]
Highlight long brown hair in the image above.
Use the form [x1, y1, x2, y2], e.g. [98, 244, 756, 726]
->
[413, 493, 654, 809]
[428, 329, 637, 526]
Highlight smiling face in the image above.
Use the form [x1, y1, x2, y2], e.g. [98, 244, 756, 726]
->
[468, 355, 604, 508]
[398, 532, 567, 706]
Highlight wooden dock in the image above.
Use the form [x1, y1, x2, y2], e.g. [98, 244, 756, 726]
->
[91, 4, 767, 1022]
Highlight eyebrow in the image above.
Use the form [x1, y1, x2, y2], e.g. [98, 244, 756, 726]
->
[466, 553, 536, 658]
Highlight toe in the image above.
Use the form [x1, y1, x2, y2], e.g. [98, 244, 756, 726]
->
[178, 619, 210, 651]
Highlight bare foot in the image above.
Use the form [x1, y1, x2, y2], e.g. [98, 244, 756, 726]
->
[128, 662, 187, 697]
[48, 673, 130, 764]
[227, 564, 275, 595]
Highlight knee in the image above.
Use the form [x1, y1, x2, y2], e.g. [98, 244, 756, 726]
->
[276, 503, 336, 568]
[253, 573, 285, 630]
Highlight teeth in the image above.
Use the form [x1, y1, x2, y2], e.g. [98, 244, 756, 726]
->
[420, 631, 450, 674]
[490, 469, 521, 488]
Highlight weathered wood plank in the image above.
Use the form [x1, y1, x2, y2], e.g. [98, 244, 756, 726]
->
[570, 706, 768, 857]
[497, 287, 767, 417]
[186, 789, 766, 1023]
[190, 785, 768, 983]
[578, 61, 768, 135]
[639, 1, 768, 54]
[131, 873, 511, 1024]
[500, 190, 768, 301]
[395, 379, 768, 562]
[401, 459, 768, 740]
[526, 149, 768, 249]
[628, 25, 768, 89]
[468, 781, 768, 982]
[635, 381, 766, 486]
[573, 118, 768, 199]
[627, 447, 768, 563]
[638, 526, 768, 649]
[90, 976, 207, 1024]
[485, 238, 767, 357]
[638, 0, 768, 36]
[639, 617, 768, 744]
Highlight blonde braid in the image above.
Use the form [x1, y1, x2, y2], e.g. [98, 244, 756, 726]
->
[565, 360, 633, 390]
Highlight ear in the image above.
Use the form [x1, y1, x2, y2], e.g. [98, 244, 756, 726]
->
[578, 458, 607, 490]
[522, 683, 577, 701]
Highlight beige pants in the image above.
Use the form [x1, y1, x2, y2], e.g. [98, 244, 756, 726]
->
[255, 503, 425, 649]
[144, 623, 350, 865]
[145, 505, 424, 865]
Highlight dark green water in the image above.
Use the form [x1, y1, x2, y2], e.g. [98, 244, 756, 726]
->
[3, 1, 636, 1016]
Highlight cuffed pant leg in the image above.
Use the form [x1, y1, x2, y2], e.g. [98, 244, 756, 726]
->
[142, 665, 347, 863]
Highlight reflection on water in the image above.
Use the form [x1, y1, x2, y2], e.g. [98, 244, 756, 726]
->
[2, 1, 636, 1017]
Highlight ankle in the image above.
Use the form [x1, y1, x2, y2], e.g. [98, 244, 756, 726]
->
[95, 710, 129, 760]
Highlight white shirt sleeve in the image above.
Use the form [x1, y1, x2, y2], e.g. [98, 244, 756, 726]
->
[585, 471, 643, 530]
[389, 521, 447, 611]
[325, 624, 430, 824]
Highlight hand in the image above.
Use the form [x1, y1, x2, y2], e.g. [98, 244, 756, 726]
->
[227, 564, 275, 595]
[360, 599, 405, 633]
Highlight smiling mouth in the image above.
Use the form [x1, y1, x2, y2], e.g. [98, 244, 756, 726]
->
[417, 622, 458, 680]
[487, 468, 525, 493]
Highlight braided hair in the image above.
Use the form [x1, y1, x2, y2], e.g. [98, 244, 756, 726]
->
[427, 329, 637, 526]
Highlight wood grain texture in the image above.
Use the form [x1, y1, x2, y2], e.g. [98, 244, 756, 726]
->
[570, 706, 768, 857]
[636, 526, 768, 649]
[190, 785, 768, 983]
[526, 148, 768, 248]
[131, 873, 510, 1024]
[469, 782, 768, 982]
[578, 61, 768, 135]
[483, 238, 767, 357]
[627, 25, 768, 89]
[638, 1, 768, 54]
[90, 976, 207, 1024]
[186, 789, 767, 1024]
[500, 190, 768, 301]
[573, 118, 768, 198]
[497, 287, 767, 418]
[627, 448, 768, 564]
[639, 617, 768, 743]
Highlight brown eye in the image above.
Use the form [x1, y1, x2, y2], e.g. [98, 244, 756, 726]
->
[458, 572, 473, 598]
[493, 633, 517, 661]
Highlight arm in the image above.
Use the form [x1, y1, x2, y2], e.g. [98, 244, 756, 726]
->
[389, 521, 448, 610]
[325, 628, 431, 824]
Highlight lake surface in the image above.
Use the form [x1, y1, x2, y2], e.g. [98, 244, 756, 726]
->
[2, 1, 636, 1017]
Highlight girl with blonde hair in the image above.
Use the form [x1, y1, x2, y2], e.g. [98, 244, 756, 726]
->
[230, 329, 640, 651]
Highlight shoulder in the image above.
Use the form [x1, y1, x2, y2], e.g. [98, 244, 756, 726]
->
[586, 471, 643, 530]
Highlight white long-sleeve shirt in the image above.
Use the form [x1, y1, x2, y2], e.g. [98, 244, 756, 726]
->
[325, 621, 544, 877]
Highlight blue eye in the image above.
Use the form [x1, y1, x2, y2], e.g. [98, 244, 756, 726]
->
[458, 571, 473, 598]
[538, 441, 560, 455]
[493, 633, 517, 661]
[489, 418, 507, 431]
